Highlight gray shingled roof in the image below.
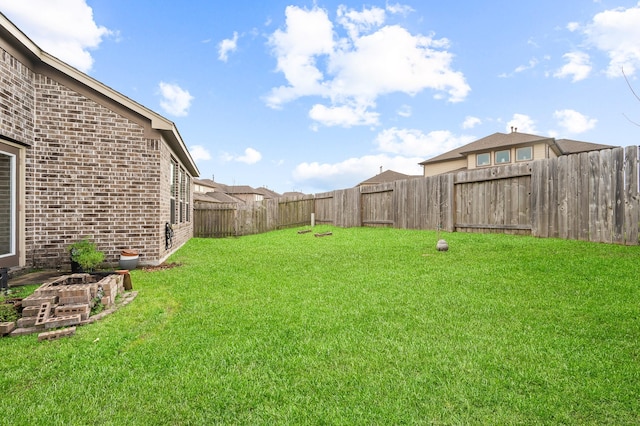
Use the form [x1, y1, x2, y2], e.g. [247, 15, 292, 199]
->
[420, 132, 616, 165]
[194, 192, 242, 203]
[555, 139, 616, 154]
[255, 187, 281, 198]
[226, 185, 260, 195]
[357, 170, 414, 186]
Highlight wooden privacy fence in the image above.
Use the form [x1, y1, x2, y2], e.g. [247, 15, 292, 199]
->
[194, 195, 314, 238]
[194, 146, 640, 245]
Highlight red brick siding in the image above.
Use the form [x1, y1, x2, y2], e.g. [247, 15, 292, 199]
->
[0, 46, 193, 269]
[28, 75, 162, 267]
[0, 48, 35, 144]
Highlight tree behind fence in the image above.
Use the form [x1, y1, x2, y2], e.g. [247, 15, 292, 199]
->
[194, 146, 639, 245]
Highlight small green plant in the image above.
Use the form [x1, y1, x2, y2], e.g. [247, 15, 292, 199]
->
[0, 303, 18, 322]
[90, 286, 105, 316]
[67, 237, 105, 272]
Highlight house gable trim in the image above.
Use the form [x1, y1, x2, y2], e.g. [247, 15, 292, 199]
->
[0, 12, 199, 178]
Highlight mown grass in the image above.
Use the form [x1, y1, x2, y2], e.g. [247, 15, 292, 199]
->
[1, 226, 639, 424]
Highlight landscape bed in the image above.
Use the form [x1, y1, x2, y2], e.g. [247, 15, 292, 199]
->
[0, 226, 638, 424]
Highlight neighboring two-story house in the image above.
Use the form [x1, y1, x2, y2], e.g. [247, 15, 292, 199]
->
[420, 129, 616, 177]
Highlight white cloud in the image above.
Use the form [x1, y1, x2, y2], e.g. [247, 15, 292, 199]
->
[266, 5, 335, 108]
[266, 5, 470, 127]
[221, 148, 262, 165]
[582, 3, 640, 76]
[500, 58, 540, 78]
[397, 105, 412, 117]
[328, 25, 468, 102]
[337, 4, 386, 39]
[462, 116, 481, 129]
[292, 154, 423, 189]
[514, 58, 539, 73]
[386, 3, 415, 16]
[0, 0, 113, 73]
[158, 82, 193, 117]
[218, 31, 239, 62]
[374, 128, 473, 157]
[554, 109, 597, 133]
[189, 145, 212, 162]
[506, 114, 538, 134]
[238, 148, 262, 164]
[309, 103, 379, 127]
[292, 127, 473, 190]
[567, 22, 580, 32]
[554, 51, 592, 82]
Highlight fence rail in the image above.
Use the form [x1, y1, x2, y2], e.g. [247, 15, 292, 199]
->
[194, 146, 640, 245]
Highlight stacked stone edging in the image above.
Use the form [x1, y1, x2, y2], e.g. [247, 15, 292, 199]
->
[6, 273, 134, 338]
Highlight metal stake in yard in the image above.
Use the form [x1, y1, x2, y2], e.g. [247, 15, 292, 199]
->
[0, 267, 8, 294]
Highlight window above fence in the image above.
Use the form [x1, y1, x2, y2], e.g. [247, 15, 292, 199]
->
[476, 153, 490, 167]
[495, 150, 511, 164]
[516, 146, 533, 161]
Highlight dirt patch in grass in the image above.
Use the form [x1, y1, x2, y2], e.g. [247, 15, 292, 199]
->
[140, 262, 182, 272]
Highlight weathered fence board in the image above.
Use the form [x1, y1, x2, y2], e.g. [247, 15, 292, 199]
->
[314, 192, 334, 225]
[612, 148, 624, 244]
[278, 195, 314, 228]
[361, 183, 393, 227]
[577, 152, 590, 240]
[454, 163, 532, 235]
[624, 145, 639, 244]
[194, 147, 639, 245]
[194, 202, 238, 238]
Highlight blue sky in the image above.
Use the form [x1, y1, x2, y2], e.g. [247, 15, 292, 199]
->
[2, 0, 640, 193]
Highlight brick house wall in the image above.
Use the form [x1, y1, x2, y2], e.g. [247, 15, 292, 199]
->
[0, 18, 198, 270]
[159, 137, 193, 262]
[0, 48, 35, 144]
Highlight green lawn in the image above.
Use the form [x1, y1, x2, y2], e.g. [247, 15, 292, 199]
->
[1, 226, 639, 424]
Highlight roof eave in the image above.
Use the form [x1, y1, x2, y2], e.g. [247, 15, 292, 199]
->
[458, 138, 555, 156]
[0, 13, 199, 177]
[41, 54, 200, 177]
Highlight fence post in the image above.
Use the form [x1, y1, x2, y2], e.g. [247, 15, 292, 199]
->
[624, 145, 639, 245]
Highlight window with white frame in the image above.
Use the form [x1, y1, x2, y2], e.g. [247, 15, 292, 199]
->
[0, 150, 14, 257]
[170, 158, 178, 224]
[0, 141, 19, 268]
[495, 149, 511, 164]
[185, 175, 191, 222]
[179, 167, 185, 223]
[516, 146, 533, 161]
[476, 152, 490, 167]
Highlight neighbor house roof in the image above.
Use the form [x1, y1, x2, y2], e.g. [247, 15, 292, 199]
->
[194, 192, 242, 203]
[194, 178, 217, 190]
[420, 131, 616, 165]
[0, 12, 199, 177]
[282, 191, 306, 198]
[357, 170, 416, 186]
[555, 139, 616, 154]
[226, 185, 261, 195]
[256, 187, 281, 199]
[194, 179, 282, 199]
